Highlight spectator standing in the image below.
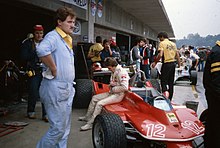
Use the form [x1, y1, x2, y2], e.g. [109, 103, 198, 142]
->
[148, 44, 156, 64]
[36, 7, 76, 148]
[198, 49, 207, 72]
[110, 39, 121, 64]
[151, 32, 180, 100]
[203, 40, 220, 147]
[140, 42, 151, 79]
[79, 57, 129, 131]
[20, 25, 47, 122]
[130, 37, 145, 75]
[179, 45, 186, 57]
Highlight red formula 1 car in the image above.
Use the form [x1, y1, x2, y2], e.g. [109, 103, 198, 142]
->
[91, 78, 204, 148]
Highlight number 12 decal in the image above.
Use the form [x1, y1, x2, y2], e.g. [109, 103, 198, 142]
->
[145, 124, 166, 138]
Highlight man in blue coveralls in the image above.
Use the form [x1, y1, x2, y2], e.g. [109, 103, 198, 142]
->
[36, 7, 76, 148]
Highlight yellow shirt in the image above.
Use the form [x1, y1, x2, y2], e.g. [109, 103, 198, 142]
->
[55, 27, 72, 49]
[88, 43, 104, 62]
[158, 39, 177, 63]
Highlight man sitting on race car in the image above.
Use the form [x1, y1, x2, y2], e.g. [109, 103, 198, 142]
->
[78, 57, 130, 131]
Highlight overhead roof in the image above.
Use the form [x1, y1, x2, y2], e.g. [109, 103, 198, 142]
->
[111, 0, 175, 38]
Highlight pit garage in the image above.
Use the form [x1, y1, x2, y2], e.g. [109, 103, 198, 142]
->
[0, 1, 54, 66]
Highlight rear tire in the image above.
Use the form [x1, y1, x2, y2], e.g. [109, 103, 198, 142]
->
[92, 113, 127, 148]
[73, 79, 93, 108]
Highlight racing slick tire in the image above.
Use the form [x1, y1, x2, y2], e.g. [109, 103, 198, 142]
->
[199, 109, 208, 141]
[147, 79, 161, 93]
[73, 79, 93, 109]
[92, 113, 127, 148]
[199, 109, 208, 126]
[190, 70, 197, 85]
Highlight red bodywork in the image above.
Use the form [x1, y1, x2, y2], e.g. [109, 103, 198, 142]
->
[93, 81, 204, 148]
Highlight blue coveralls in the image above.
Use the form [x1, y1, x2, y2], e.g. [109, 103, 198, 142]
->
[36, 30, 75, 148]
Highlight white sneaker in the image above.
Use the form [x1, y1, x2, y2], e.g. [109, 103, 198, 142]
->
[78, 116, 88, 122]
[80, 123, 92, 131]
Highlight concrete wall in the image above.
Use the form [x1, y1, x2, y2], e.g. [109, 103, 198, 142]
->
[94, 26, 116, 43]
[17, 0, 158, 42]
[95, 0, 158, 41]
[20, 0, 157, 40]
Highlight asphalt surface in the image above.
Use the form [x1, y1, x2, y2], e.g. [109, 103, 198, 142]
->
[172, 71, 207, 118]
[0, 72, 207, 148]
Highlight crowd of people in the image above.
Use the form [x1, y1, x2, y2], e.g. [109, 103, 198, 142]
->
[87, 35, 157, 81]
[87, 36, 122, 70]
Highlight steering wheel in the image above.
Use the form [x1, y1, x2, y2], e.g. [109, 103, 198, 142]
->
[154, 96, 165, 101]
[153, 95, 172, 111]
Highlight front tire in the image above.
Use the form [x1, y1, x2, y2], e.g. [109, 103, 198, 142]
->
[92, 113, 127, 148]
[200, 109, 208, 126]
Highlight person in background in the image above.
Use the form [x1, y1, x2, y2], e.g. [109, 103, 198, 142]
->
[184, 50, 200, 71]
[151, 31, 180, 101]
[100, 39, 113, 67]
[87, 36, 104, 63]
[20, 25, 47, 122]
[36, 7, 76, 148]
[79, 57, 130, 131]
[140, 41, 151, 79]
[197, 49, 207, 72]
[130, 37, 145, 76]
[188, 45, 196, 54]
[203, 40, 220, 148]
[110, 39, 121, 64]
[148, 44, 155, 65]
[179, 45, 186, 57]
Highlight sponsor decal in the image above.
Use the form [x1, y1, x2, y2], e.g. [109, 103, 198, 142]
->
[91, 0, 96, 16]
[73, 20, 81, 35]
[166, 113, 178, 123]
[60, 0, 87, 10]
[97, 0, 103, 17]
[121, 74, 127, 80]
[181, 120, 205, 135]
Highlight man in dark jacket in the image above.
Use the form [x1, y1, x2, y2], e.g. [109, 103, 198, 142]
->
[140, 42, 151, 79]
[20, 25, 47, 122]
[203, 40, 220, 148]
